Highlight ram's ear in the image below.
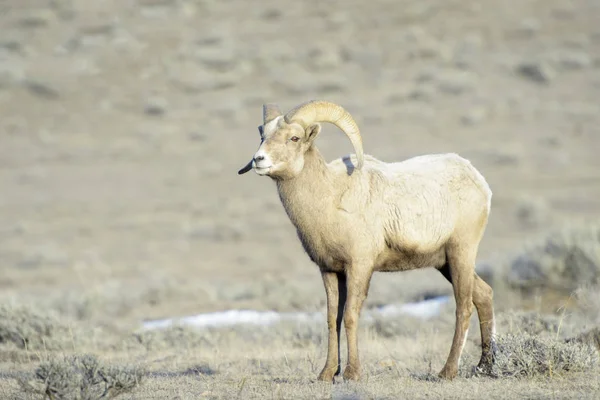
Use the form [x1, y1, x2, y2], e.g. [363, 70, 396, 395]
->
[306, 123, 321, 143]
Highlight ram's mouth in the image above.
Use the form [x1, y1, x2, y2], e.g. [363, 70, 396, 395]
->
[254, 165, 271, 175]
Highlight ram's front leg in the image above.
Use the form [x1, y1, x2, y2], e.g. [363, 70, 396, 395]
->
[342, 265, 373, 381]
[318, 271, 347, 382]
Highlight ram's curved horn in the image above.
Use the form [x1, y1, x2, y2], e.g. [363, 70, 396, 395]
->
[284, 100, 364, 169]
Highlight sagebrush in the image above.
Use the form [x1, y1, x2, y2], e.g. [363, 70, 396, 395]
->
[18, 354, 144, 400]
[492, 332, 599, 378]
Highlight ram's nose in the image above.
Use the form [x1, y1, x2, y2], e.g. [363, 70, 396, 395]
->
[252, 150, 271, 167]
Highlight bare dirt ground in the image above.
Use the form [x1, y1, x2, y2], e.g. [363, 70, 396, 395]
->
[1, 0, 600, 398]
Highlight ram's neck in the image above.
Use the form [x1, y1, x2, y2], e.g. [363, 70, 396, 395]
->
[276, 147, 335, 228]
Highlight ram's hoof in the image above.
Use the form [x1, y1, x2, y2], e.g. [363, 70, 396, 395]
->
[438, 366, 458, 380]
[342, 365, 361, 381]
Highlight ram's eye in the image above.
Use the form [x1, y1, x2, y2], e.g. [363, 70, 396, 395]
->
[290, 136, 300, 142]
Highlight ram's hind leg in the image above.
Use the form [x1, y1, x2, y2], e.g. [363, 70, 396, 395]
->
[437, 246, 475, 380]
[472, 274, 496, 374]
[438, 265, 497, 375]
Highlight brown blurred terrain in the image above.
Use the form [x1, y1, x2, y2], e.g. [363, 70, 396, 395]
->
[1, 0, 600, 398]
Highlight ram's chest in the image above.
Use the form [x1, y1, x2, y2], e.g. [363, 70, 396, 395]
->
[294, 224, 348, 272]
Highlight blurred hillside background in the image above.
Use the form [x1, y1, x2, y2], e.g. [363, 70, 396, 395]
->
[2, 0, 600, 398]
[1, 0, 599, 344]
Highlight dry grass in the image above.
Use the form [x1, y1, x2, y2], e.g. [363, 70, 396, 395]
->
[2, 226, 600, 398]
[0, 297, 599, 399]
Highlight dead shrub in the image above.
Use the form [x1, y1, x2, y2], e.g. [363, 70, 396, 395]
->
[18, 354, 144, 399]
[566, 328, 600, 352]
[492, 332, 599, 378]
[506, 223, 600, 293]
[0, 304, 79, 351]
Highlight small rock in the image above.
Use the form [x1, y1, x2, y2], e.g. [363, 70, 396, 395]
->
[315, 74, 346, 93]
[137, 0, 176, 5]
[260, 8, 282, 20]
[452, 34, 483, 68]
[539, 136, 560, 147]
[402, 25, 429, 44]
[17, 244, 69, 269]
[271, 64, 315, 95]
[461, 106, 487, 126]
[201, 97, 246, 123]
[415, 66, 438, 83]
[437, 70, 476, 95]
[186, 222, 243, 242]
[140, 5, 173, 19]
[55, 37, 81, 54]
[22, 79, 60, 99]
[79, 23, 115, 36]
[144, 96, 168, 116]
[404, 27, 451, 61]
[70, 58, 101, 76]
[77, 23, 116, 48]
[305, 45, 342, 71]
[168, 60, 236, 93]
[410, 40, 451, 60]
[489, 152, 519, 166]
[404, 103, 436, 121]
[386, 86, 412, 103]
[516, 18, 541, 38]
[181, 2, 198, 18]
[0, 62, 25, 88]
[555, 51, 592, 70]
[551, 7, 574, 20]
[50, 0, 76, 20]
[562, 34, 590, 49]
[0, 40, 22, 54]
[408, 83, 436, 101]
[515, 62, 555, 84]
[17, 10, 55, 28]
[341, 47, 382, 73]
[188, 132, 206, 142]
[253, 39, 295, 62]
[467, 149, 519, 166]
[188, 43, 238, 71]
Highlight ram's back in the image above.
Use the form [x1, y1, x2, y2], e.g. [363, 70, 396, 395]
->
[366, 153, 492, 255]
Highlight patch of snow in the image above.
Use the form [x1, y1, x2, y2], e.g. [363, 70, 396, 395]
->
[142, 296, 451, 330]
[372, 295, 450, 319]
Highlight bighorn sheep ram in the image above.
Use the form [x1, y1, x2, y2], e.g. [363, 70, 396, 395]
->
[238, 100, 496, 382]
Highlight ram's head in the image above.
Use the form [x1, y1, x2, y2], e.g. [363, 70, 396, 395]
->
[238, 101, 364, 180]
